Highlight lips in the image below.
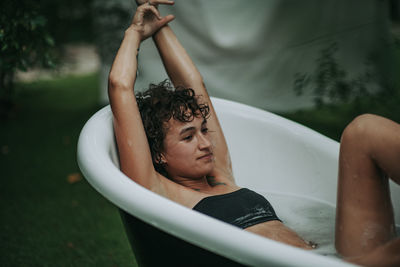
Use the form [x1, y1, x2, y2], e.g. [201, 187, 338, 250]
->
[197, 153, 213, 160]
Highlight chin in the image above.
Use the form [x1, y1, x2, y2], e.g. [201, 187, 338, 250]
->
[199, 164, 215, 177]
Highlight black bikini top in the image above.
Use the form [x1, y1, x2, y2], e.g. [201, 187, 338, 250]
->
[193, 188, 280, 229]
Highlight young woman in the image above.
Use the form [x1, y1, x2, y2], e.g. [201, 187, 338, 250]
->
[108, 1, 400, 265]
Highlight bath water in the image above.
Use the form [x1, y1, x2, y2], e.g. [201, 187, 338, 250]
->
[261, 191, 400, 259]
[260, 191, 339, 258]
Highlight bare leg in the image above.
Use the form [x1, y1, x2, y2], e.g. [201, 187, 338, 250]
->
[347, 238, 400, 267]
[335, 114, 400, 265]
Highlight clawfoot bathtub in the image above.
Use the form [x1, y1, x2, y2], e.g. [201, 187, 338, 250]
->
[77, 97, 399, 266]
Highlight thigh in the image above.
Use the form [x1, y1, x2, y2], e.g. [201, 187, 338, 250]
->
[335, 114, 399, 257]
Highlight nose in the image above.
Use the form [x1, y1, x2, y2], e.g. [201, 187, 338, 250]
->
[198, 132, 211, 150]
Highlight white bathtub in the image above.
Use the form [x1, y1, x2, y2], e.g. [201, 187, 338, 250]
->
[77, 97, 399, 266]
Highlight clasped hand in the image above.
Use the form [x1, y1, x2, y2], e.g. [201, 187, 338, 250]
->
[130, 0, 175, 41]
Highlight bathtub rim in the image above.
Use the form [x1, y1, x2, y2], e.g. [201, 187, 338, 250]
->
[77, 97, 357, 267]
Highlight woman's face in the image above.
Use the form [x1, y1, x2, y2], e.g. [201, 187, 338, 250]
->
[162, 115, 214, 180]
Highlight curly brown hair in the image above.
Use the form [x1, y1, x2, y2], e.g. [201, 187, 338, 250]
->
[136, 80, 210, 177]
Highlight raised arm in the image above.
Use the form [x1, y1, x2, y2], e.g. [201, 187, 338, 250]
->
[108, 3, 174, 190]
[152, 14, 234, 181]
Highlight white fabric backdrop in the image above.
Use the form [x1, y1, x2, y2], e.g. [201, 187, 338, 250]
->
[100, 0, 393, 112]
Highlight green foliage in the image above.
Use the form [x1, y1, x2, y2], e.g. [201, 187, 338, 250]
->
[287, 40, 400, 141]
[293, 43, 380, 107]
[38, 0, 95, 45]
[0, 1, 55, 115]
[0, 1, 55, 72]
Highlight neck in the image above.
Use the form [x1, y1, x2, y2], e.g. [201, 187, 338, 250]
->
[171, 175, 227, 193]
[172, 175, 212, 192]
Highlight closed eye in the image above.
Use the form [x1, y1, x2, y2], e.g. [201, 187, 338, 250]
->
[183, 135, 193, 141]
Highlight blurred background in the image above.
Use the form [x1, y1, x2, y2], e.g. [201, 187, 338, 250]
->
[1, 0, 399, 266]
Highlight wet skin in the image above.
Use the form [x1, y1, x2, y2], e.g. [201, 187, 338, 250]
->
[161, 116, 313, 249]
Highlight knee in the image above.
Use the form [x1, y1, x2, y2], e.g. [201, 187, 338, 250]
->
[341, 114, 381, 145]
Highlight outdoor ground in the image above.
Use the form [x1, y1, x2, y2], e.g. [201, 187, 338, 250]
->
[0, 74, 136, 266]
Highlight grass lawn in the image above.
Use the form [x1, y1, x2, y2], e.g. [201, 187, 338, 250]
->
[0, 73, 137, 267]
